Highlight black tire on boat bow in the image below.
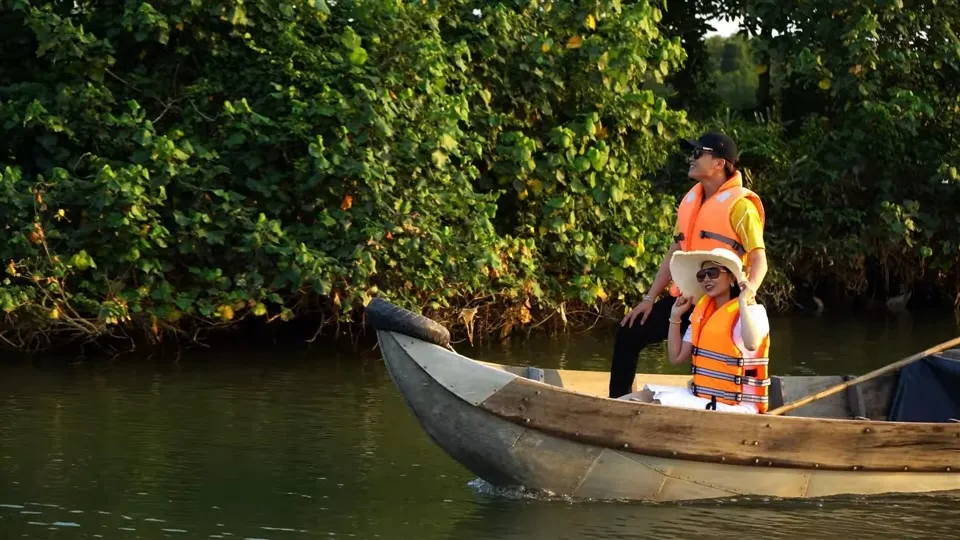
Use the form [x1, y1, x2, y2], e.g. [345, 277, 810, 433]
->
[365, 298, 451, 348]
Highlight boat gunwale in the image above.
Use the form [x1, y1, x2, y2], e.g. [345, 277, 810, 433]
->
[379, 331, 960, 474]
[477, 373, 960, 473]
[481, 361, 948, 429]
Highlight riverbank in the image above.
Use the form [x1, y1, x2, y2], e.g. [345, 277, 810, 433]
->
[6, 291, 957, 366]
[3, 2, 959, 356]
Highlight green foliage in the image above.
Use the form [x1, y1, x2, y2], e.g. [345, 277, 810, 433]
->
[728, 1, 960, 303]
[705, 35, 758, 112]
[656, 0, 728, 113]
[0, 0, 689, 350]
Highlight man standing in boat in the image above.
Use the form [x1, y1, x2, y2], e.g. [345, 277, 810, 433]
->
[608, 132, 769, 398]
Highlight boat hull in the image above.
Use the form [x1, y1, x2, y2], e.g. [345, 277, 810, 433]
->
[378, 330, 960, 501]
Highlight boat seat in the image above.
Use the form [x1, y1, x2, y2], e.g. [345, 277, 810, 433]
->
[524, 366, 545, 382]
[843, 374, 868, 418]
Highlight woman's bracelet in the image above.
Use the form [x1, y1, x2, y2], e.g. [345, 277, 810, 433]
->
[668, 318, 681, 325]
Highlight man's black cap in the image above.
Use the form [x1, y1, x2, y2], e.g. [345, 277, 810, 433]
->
[681, 132, 738, 164]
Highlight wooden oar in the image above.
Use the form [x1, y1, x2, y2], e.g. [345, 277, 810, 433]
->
[765, 335, 960, 416]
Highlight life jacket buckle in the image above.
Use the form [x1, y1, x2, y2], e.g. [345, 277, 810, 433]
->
[734, 375, 742, 385]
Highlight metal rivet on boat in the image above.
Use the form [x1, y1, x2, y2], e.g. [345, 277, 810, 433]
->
[719, 456, 725, 461]
[536, 391, 541, 396]
[754, 458, 760, 465]
[623, 443, 629, 449]
[947, 467, 951, 472]
[575, 431, 580, 437]
[903, 466, 909, 471]
[852, 466, 859, 471]
[753, 441, 759, 446]
[673, 451, 678, 456]
[741, 439, 748, 445]
[524, 418, 530, 423]
[767, 461, 773, 466]
[814, 463, 819, 468]
[863, 427, 872, 434]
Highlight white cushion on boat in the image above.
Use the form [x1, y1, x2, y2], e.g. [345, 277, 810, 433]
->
[619, 384, 759, 414]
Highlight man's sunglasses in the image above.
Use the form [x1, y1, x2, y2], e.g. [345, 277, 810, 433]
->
[696, 267, 727, 282]
[691, 147, 715, 160]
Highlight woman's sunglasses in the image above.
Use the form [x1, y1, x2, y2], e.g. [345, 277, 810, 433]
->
[696, 267, 727, 282]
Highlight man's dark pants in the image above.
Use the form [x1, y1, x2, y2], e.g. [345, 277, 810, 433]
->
[608, 295, 692, 398]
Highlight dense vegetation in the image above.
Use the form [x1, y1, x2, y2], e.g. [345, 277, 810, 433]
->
[0, 0, 958, 352]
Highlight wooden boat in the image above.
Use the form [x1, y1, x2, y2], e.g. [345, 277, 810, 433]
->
[367, 299, 960, 502]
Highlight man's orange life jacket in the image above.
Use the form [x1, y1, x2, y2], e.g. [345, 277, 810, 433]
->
[668, 173, 765, 297]
[688, 295, 771, 413]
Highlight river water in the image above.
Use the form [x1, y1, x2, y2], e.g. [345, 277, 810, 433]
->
[1, 310, 958, 539]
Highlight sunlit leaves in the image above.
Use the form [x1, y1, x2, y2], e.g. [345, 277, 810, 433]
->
[0, 0, 689, 349]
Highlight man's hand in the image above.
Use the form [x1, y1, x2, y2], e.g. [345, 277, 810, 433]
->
[621, 298, 654, 328]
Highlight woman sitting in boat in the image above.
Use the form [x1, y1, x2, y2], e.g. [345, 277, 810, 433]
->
[625, 247, 771, 414]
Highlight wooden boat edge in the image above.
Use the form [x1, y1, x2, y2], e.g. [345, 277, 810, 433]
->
[380, 331, 960, 474]
[377, 330, 960, 500]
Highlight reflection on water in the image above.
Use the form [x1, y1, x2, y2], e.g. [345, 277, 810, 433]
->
[0, 311, 957, 539]
[454, 492, 960, 540]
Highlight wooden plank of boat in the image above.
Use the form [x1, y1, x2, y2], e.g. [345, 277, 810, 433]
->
[377, 330, 960, 502]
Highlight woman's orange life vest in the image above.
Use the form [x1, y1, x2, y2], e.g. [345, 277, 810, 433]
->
[668, 173, 765, 297]
[688, 295, 771, 412]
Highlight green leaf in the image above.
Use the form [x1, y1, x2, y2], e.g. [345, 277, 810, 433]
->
[341, 27, 362, 50]
[439, 134, 458, 151]
[348, 47, 368, 66]
[70, 250, 96, 271]
[314, 0, 332, 15]
[588, 147, 609, 170]
[431, 150, 448, 168]
[573, 156, 591, 172]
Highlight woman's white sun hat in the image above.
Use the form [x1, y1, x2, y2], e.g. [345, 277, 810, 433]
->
[669, 248, 747, 301]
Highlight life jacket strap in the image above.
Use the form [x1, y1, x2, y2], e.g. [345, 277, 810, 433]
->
[692, 366, 771, 387]
[692, 346, 769, 368]
[692, 384, 770, 405]
[698, 230, 746, 256]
